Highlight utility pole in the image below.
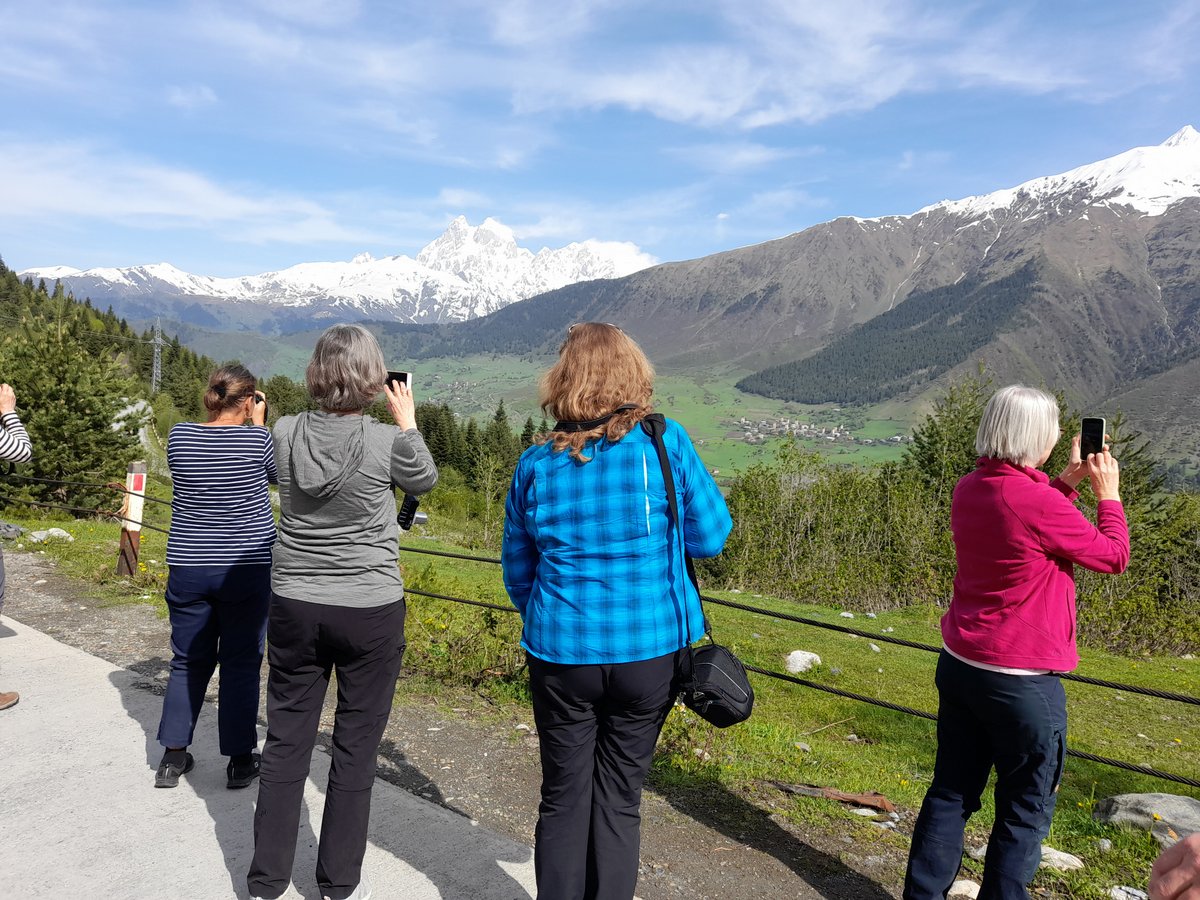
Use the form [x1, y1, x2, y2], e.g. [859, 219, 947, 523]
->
[151, 318, 163, 394]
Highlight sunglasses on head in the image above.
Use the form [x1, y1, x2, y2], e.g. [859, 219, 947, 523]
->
[568, 322, 622, 333]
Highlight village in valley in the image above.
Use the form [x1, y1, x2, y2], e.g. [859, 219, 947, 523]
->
[730, 414, 912, 448]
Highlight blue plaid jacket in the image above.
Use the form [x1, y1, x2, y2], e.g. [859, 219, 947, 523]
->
[502, 416, 732, 665]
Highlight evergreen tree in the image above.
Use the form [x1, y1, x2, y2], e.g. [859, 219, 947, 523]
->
[0, 295, 141, 508]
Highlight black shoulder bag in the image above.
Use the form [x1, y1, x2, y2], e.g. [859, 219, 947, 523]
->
[641, 414, 753, 728]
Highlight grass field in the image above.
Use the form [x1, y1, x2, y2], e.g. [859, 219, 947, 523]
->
[8, 508, 1196, 898]
[400, 354, 915, 476]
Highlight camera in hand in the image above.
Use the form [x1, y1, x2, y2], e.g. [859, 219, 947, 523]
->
[397, 493, 427, 530]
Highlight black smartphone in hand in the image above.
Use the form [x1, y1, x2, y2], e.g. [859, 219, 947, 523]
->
[386, 370, 412, 390]
[1080, 416, 1106, 459]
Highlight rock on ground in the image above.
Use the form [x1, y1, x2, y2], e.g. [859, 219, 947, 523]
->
[948, 880, 980, 898]
[1039, 847, 1085, 871]
[1094, 793, 1200, 846]
[786, 650, 821, 673]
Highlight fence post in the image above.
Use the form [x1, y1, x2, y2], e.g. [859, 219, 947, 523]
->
[116, 460, 147, 576]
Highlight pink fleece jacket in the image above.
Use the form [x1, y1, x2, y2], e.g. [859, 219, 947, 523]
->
[942, 457, 1130, 672]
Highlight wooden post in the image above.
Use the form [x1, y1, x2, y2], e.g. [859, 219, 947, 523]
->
[116, 460, 147, 576]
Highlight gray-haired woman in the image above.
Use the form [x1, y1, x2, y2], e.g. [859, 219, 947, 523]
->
[247, 324, 438, 900]
[904, 385, 1129, 900]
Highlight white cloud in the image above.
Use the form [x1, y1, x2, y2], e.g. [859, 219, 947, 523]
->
[897, 149, 953, 172]
[247, 0, 363, 27]
[166, 84, 218, 109]
[481, 0, 620, 47]
[666, 141, 819, 174]
[0, 139, 386, 247]
[737, 187, 828, 219]
[437, 187, 491, 208]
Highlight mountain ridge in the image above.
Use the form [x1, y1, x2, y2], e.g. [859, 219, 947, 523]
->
[18, 216, 656, 329]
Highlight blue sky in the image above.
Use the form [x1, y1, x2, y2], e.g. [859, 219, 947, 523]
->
[2, 0, 1198, 276]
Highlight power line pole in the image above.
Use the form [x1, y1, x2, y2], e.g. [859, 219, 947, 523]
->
[151, 318, 163, 394]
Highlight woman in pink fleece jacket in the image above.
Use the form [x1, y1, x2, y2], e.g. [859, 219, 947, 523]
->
[904, 385, 1128, 900]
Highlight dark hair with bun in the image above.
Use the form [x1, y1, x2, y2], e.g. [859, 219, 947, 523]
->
[203, 364, 257, 418]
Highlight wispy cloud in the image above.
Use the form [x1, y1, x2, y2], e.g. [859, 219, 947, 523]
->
[666, 141, 819, 174]
[0, 139, 385, 247]
[167, 84, 218, 110]
[897, 149, 953, 172]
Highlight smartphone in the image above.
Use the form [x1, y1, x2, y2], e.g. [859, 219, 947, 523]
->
[386, 370, 412, 390]
[1080, 416, 1106, 459]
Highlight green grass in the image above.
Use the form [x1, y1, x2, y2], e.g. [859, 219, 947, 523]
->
[398, 548, 1199, 898]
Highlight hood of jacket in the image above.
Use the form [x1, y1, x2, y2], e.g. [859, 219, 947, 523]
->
[288, 411, 366, 499]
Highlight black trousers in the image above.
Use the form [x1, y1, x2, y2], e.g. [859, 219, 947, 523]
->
[904, 652, 1068, 900]
[247, 593, 406, 900]
[528, 649, 680, 900]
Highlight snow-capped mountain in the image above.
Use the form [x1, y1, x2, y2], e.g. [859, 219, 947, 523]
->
[411, 126, 1200, 432]
[915, 124, 1200, 219]
[19, 217, 657, 331]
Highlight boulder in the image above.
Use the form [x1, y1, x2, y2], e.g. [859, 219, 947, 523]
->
[1094, 793, 1200, 846]
[29, 528, 74, 543]
[786, 650, 821, 673]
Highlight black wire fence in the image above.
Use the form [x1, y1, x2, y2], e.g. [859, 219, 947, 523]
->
[1, 476, 1196, 789]
[398, 545, 1200, 790]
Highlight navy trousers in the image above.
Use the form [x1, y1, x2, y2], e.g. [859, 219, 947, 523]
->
[247, 593, 406, 900]
[157, 564, 271, 756]
[528, 649, 681, 900]
[904, 652, 1068, 900]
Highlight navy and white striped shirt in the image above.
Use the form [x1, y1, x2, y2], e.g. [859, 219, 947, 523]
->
[167, 422, 278, 567]
[0, 412, 32, 463]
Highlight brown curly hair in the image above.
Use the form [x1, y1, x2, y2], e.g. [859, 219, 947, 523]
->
[537, 323, 654, 462]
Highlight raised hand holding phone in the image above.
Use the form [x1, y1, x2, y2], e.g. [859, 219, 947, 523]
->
[384, 376, 416, 430]
[1080, 416, 1106, 459]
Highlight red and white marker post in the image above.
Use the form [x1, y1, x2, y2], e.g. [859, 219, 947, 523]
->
[116, 460, 148, 576]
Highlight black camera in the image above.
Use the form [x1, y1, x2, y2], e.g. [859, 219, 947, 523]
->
[397, 493, 427, 530]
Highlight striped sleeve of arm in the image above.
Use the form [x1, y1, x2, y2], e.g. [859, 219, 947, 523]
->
[261, 429, 279, 485]
[669, 420, 731, 558]
[0, 413, 32, 462]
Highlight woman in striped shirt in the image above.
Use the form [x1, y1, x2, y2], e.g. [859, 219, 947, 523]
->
[0, 382, 33, 712]
[155, 364, 277, 790]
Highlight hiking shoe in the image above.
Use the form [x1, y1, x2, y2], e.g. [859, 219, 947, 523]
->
[227, 751, 261, 789]
[154, 750, 194, 788]
[0, 691, 18, 710]
[323, 874, 371, 900]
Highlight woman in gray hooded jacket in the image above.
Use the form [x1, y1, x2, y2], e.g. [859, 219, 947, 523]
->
[247, 324, 437, 900]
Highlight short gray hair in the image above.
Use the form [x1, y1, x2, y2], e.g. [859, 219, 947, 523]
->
[975, 385, 1060, 466]
[305, 324, 387, 412]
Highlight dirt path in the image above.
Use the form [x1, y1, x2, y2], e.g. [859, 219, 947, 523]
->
[1, 549, 904, 899]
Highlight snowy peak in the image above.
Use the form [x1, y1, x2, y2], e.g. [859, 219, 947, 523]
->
[922, 125, 1200, 219]
[1164, 125, 1200, 148]
[18, 218, 657, 325]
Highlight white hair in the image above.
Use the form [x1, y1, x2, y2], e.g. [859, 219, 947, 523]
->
[975, 385, 1060, 466]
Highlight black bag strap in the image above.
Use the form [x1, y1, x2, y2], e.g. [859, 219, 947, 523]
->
[641, 414, 712, 644]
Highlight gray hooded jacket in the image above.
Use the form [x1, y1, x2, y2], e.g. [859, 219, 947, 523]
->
[271, 410, 438, 607]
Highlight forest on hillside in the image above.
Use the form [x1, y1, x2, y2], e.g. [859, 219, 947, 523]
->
[737, 263, 1040, 404]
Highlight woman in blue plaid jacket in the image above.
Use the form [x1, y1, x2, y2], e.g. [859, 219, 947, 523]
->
[502, 323, 732, 900]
